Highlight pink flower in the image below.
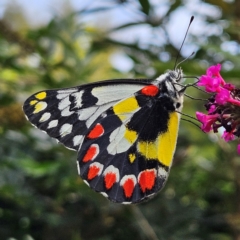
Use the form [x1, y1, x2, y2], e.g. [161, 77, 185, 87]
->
[222, 131, 235, 142]
[207, 63, 221, 75]
[208, 105, 216, 114]
[207, 64, 221, 76]
[207, 63, 225, 85]
[197, 63, 240, 155]
[197, 64, 227, 92]
[196, 112, 219, 132]
[215, 88, 230, 105]
[197, 75, 221, 93]
[227, 98, 240, 107]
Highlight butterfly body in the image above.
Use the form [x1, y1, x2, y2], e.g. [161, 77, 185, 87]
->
[23, 69, 184, 203]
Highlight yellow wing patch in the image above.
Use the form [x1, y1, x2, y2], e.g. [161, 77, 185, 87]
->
[157, 112, 179, 166]
[35, 92, 47, 100]
[28, 92, 48, 114]
[124, 128, 137, 144]
[137, 112, 179, 167]
[128, 153, 136, 163]
[30, 100, 38, 106]
[138, 141, 158, 159]
[33, 102, 47, 113]
[113, 97, 139, 121]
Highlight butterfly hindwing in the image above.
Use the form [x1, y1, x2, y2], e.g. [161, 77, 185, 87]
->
[77, 84, 182, 203]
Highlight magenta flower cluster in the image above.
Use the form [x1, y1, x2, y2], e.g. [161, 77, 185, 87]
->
[196, 64, 240, 154]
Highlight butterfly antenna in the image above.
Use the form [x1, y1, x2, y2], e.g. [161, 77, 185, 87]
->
[175, 51, 195, 70]
[174, 16, 194, 70]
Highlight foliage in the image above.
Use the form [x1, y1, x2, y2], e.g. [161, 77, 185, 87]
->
[0, 0, 240, 239]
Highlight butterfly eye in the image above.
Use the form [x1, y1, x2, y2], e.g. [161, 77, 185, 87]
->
[176, 102, 181, 108]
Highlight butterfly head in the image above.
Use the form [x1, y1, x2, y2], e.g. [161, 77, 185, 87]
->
[169, 68, 183, 83]
[156, 68, 184, 93]
[156, 68, 183, 83]
[168, 68, 185, 94]
[154, 68, 185, 113]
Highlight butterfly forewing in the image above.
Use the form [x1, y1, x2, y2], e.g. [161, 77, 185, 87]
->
[23, 79, 150, 151]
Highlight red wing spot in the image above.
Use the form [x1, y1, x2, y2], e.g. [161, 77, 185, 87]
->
[104, 172, 117, 190]
[87, 123, 104, 139]
[82, 144, 99, 162]
[141, 85, 159, 96]
[88, 165, 100, 180]
[123, 178, 135, 198]
[138, 170, 156, 193]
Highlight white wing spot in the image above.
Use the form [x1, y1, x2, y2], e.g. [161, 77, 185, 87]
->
[73, 135, 84, 147]
[107, 125, 132, 155]
[58, 97, 71, 110]
[71, 91, 84, 108]
[61, 107, 73, 117]
[48, 120, 58, 129]
[39, 112, 51, 122]
[158, 167, 168, 179]
[60, 123, 73, 136]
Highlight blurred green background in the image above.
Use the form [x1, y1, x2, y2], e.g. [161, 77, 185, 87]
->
[1, 0, 240, 239]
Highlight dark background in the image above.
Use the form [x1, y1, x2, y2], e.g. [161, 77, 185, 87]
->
[0, 0, 240, 239]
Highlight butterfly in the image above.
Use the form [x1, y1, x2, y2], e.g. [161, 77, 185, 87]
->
[23, 68, 185, 204]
